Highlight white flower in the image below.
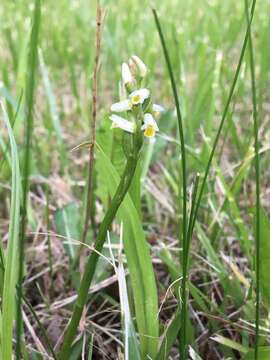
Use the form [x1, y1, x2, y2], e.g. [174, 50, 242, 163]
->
[129, 88, 150, 105]
[152, 104, 165, 114]
[122, 63, 133, 85]
[111, 99, 132, 112]
[110, 88, 150, 113]
[129, 55, 147, 77]
[109, 114, 135, 133]
[141, 113, 159, 138]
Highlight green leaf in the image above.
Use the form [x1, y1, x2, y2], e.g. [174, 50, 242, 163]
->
[96, 142, 159, 359]
[258, 207, 270, 305]
[242, 347, 270, 360]
[211, 335, 249, 354]
[1, 103, 21, 360]
[117, 249, 141, 360]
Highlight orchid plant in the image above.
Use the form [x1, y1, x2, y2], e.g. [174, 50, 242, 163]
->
[58, 56, 164, 359]
[110, 55, 164, 139]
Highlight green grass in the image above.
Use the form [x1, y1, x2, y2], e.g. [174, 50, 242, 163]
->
[1, 103, 21, 360]
[16, 1, 41, 357]
[0, 0, 270, 359]
[244, 2, 261, 360]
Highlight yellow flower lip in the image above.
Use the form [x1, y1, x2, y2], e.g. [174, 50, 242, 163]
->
[129, 88, 150, 106]
[144, 124, 155, 138]
[131, 94, 141, 105]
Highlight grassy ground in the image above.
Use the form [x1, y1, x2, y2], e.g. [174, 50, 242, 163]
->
[1, 0, 270, 359]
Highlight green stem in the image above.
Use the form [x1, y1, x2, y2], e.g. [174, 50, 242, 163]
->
[152, 9, 188, 358]
[16, 1, 41, 358]
[245, 1, 260, 359]
[58, 148, 140, 360]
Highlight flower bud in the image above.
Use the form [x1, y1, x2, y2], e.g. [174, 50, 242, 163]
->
[129, 55, 147, 78]
[122, 63, 133, 85]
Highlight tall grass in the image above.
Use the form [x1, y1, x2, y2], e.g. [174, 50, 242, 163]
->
[152, 9, 188, 358]
[245, 1, 261, 358]
[1, 103, 21, 360]
[154, 0, 257, 358]
[16, 0, 41, 357]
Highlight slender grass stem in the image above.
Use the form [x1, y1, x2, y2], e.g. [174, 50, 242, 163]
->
[244, 1, 260, 358]
[58, 147, 141, 359]
[187, 173, 200, 242]
[189, 0, 257, 243]
[1, 102, 21, 360]
[152, 9, 188, 358]
[16, 1, 41, 358]
[80, 1, 104, 251]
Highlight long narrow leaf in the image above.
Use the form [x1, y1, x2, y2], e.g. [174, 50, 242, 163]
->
[1, 102, 21, 360]
[152, 9, 188, 358]
[16, 1, 41, 357]
[96, 142, 159, 358]
[245, 1, 261, 358]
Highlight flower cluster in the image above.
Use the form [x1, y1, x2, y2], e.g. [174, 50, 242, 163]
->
[109, 55, 164, 139]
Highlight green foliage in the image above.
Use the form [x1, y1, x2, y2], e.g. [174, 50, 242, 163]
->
[96, 143, 159, 358]
[243, 347, 270, 360]
[258, 208, 270, 305]
[1, 104, 21, 360]
[0, 0, 270, 358]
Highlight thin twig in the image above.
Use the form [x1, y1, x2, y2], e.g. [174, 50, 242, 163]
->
[75, 1, 105, 267]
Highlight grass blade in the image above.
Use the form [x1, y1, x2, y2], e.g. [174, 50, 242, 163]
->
[113, 229, 141, 360]
[243, 347, 270, 360]
[257, 208, 270, 306]
[189, 0, 257, 242]
[245, 1, 261, 358]
[1, 102, 21, 360]
[16, 1, 41, 357]
[152, 8, 188, 358]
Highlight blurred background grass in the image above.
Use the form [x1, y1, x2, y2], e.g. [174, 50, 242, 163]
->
[1, 0, 270, 172]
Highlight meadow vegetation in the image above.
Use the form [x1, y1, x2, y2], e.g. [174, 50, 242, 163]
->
[0, 0, 270, 359]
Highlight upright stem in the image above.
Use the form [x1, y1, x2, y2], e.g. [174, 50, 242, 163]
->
[245, 1, 260, 358]
[80, 2, 103, 246]
[16, 1, 41, 358]
[152, 9, 188, 359]
[58, 149, 140, 359]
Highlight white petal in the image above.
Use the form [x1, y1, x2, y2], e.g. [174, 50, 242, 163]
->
[122, 63, 133, 85]
[129, 88, 150, 104]
[129, 55, 147, 77]
[152, 104, 165, 113]
[143, 113, 159, 131]
[111, 99, 131, 112]
[109, 114, 135, 133]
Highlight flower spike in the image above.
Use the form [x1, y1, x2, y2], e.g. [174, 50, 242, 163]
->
[110, 56, 163, 140]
